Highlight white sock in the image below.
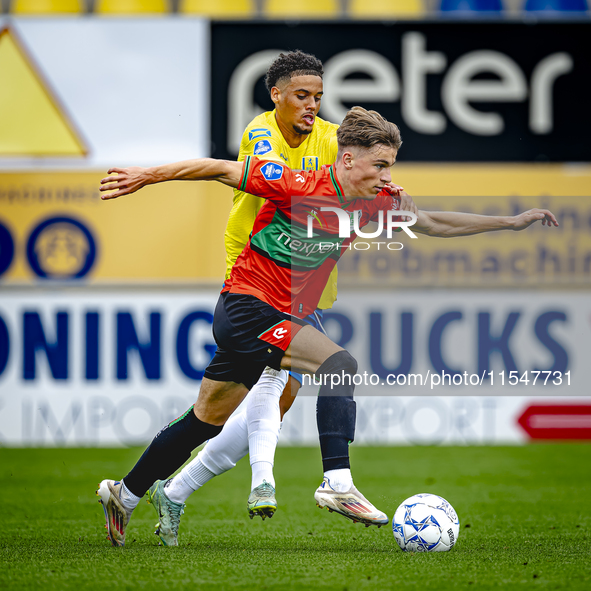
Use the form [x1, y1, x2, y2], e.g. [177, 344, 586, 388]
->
[251, 460, 275, 489]
[199, 406, 249, 475]
[324, 468, 353, 493]
[120, 480, 142, 511]
[161, 407, 250, 505]
[164, 458, 216, 504]
[247, 367, 288, 489]
[250, 423, 281, 489]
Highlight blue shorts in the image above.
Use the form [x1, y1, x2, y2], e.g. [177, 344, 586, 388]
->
[290, 309, 325, 386]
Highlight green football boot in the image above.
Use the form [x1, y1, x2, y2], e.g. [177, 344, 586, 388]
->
[247, 480, 277, 520]
[147, 480, 185, 546]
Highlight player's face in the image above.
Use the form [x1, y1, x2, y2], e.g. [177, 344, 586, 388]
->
[272, 75, 323, 136]
[346, 145, 397, 199]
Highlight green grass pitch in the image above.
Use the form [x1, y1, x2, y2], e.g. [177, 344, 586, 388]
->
[1, 444, 590, 590]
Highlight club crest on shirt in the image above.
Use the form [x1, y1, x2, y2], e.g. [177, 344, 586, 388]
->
[262, 163, 284, 180]
[248, 128, 272, 141]
[302, 156, 319, 171]
[254, 139, 273, 155]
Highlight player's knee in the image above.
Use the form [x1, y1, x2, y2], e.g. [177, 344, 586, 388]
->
[257, 367, 289, 393]
[315, 350, 358, 378]
[279, 377, 300, 418]
[263, 366, 288, 380]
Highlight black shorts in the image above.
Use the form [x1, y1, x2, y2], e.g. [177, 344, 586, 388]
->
[204, 292, 307, 390]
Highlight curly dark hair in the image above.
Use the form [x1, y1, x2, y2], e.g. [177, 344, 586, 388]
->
[264, 50, 324, 94]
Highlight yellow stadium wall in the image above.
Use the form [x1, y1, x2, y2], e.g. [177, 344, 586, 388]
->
[1, 164, 590, 285]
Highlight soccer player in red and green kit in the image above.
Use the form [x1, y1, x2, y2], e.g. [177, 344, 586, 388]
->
[97, 106, 558, 547]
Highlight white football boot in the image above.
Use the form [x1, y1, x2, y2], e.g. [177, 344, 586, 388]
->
[314, 477, 388, 527]
[97, 479, 133, 547]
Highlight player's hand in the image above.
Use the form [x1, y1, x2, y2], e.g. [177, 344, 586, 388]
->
[399, 190, 418, 222]
[99, 167, 152, 200]
[387, 187, 418, 222]
[512, 209, 559, 231]
[385, 182, 404, 196]
[383, 183, 413, 218]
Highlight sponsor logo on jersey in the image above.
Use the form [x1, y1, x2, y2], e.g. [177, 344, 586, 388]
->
[302, 156, 319, 171]
[254, 139, 272, 155]
[295, 173, 305, 183]
[261, 162, 284, 180]
[248, 128, 272, 141]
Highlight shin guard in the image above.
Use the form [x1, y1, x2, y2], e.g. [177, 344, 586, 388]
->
[315, 351, 358, 472]
[123, 406, 222, 497]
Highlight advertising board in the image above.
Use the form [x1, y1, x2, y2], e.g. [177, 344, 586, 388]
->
[211, 21, 590, 162]
[1, 289, 588, 445]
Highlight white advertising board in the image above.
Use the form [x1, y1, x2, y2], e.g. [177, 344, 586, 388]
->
[0, 288, 589, 446]
[0, 17, 209, 169]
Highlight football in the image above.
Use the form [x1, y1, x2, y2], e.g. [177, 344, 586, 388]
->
[392, 493, 460, 552]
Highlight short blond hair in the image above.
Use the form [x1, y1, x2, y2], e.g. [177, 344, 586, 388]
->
[337, 106, 402, 153]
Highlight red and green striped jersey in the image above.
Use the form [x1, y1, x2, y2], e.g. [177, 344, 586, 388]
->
[223, 156, 400, 318]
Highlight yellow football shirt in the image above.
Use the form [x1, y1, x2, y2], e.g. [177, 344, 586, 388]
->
[224, 110, 339, 310]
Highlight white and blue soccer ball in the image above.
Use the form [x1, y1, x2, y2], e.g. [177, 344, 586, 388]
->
[392, 493, 460, 552]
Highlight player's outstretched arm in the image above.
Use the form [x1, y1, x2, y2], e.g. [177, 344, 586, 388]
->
[99, 158, 243, 200]
[413, 208, 558, 237]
